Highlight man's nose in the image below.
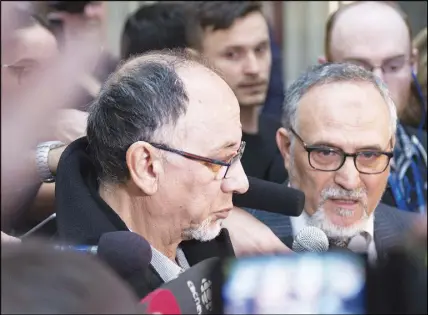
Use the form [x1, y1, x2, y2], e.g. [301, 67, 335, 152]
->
[243, 53, 260, 75]
[334, 157, 361, 190]
[222, 161, 249, 194]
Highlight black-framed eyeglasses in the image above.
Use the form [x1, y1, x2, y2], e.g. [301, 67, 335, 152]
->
[289, 128, 394, 175]
[149, 141, 246, 179]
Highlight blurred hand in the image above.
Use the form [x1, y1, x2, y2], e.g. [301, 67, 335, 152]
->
[223, 207, 292, 256]
[53, 109, 88, 144]
[1, 231, 21, 244]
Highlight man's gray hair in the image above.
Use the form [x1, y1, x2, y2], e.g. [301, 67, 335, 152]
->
[282, 63, 398, 137]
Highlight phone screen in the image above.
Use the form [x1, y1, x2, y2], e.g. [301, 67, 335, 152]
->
[222, 252, 366, 314]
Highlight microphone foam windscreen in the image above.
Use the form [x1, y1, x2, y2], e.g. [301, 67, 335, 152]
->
[292, 226, 329, 253]
[233, 177, 305, 217]
[97, 231, 152, 278]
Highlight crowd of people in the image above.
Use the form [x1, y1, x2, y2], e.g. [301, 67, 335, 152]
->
[1, 1, 427, 313]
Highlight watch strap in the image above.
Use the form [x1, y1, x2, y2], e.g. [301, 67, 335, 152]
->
[36, 141, 65, 183]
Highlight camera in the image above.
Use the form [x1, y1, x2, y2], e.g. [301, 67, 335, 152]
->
[220, 242, 427, 314]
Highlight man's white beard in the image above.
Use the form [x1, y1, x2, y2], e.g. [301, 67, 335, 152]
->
[182, 217, 223, 242]
[307, 205, 372, 239]
[288, 154, 374, 239]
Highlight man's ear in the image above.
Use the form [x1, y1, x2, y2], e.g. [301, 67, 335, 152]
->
[318, 55, 328, 64]
[411, 47, 419, 75]
[126, 142, 162, 195]
[276, 127, 292, 171]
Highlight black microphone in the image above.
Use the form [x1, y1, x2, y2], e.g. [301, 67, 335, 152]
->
[233, 177, 305, 217]
[140, 257, 222, 314]
[95, 231, 152, 280]
[55, 231, 152, 279]
[90, 231, 154, 299]
[53, 231, 153, 297]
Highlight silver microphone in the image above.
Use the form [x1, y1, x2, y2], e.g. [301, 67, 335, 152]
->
[292, 226, 329, 253]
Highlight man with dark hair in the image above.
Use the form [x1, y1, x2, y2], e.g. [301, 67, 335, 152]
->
[121, 2, 188, 60]
[2, 240, 140, 313]
[185, 1, 288, 183]
[55, 49, 249, 296]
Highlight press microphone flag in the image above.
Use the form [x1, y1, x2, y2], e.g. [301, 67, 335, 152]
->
[140, 257, 221, 314]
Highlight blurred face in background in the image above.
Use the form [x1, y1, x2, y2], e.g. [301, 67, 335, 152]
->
[324, 2, 417, 117]
[200, 12, 272, 108]
[49, 1, 106, 43]
[1, 22, 58, 101]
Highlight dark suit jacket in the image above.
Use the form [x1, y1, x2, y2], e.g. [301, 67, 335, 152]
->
[55, 137, 235, 298]
[246, 203, 420, 259]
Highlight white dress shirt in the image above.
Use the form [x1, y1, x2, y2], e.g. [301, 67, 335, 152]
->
[150, 246, 191, 283]
[289, 210, 378, 262]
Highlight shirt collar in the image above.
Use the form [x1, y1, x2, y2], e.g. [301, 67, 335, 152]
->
[128, 228, 190, 283]
[150, 246, 190, 283]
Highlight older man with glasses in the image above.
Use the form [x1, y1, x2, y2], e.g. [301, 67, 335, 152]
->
[247, 62, 421, 261]
[53, 49, 255, 298]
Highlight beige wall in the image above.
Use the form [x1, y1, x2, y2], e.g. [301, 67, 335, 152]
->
[105, 1, 151, 58]
[282, 1, 332, 87]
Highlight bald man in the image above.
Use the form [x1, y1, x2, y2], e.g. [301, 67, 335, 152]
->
[319, 1, 427, 214]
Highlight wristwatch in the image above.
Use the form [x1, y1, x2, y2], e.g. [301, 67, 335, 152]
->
[36, 141, 65, 183]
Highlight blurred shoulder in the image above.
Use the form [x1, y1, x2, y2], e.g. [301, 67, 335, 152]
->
[375, 202, 422, 227]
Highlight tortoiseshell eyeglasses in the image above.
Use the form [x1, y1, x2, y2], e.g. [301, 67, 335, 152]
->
[150, 141, 246, 179]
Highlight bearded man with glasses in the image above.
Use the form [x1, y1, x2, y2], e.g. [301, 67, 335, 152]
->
[248, 63, 422, 261]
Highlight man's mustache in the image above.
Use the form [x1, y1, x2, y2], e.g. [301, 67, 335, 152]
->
[320, 187, 368, 205]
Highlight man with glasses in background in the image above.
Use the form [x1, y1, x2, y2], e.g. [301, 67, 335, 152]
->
[249, 62, 421, 260]
[54, 49, 249, 297]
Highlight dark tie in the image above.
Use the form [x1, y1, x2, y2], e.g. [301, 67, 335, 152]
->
[329, 232, 371, 254]
[329, 238, 350, 249]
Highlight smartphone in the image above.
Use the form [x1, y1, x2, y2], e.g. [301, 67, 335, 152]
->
[222, 252, 366, 314]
